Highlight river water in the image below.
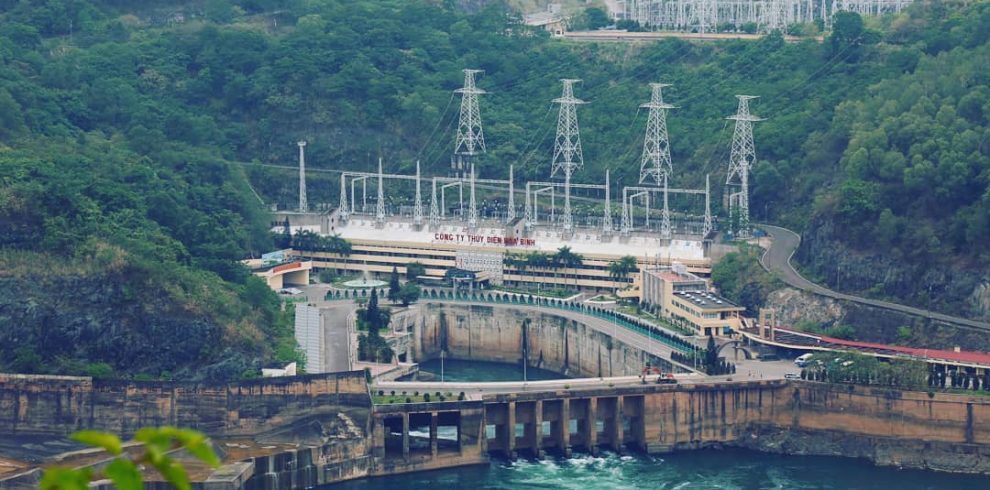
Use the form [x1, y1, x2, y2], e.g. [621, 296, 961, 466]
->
[331, 449, 990, 489]
[374, 361, 990, 489]
[410, 358, 567, 382]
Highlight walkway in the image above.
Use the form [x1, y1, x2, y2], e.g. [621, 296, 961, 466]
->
[758, 224, 990, 331]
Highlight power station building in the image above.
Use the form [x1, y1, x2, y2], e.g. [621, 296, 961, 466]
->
[640, 264, 743, 336]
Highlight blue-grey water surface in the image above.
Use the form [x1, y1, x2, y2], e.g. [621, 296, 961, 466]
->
[331, 449, 990, 489]
[377, 361, 990, 489]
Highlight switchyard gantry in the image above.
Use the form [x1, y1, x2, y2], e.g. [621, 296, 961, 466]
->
[325, 72, 758, 246]
[622, 0, 912, 34]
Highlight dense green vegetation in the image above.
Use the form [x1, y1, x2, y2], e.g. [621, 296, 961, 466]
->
[710, 244, 781, 314]
[1, 0, 988, 377]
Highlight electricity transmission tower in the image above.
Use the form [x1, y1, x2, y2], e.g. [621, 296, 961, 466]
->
[725, 95, 763, 238]
[551, 79, 586, 236]
[639, 83, 675, 186]
[639, 83, 676, 239]
[452, 69, 486, 179]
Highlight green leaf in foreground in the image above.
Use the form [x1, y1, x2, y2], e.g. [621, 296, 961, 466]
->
[71, 430, 123, 455]
[104, 458, 143, 490]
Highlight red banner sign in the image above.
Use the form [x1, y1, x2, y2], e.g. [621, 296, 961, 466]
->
[434, 233, 536, 247]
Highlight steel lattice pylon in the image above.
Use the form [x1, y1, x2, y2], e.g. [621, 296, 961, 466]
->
[468, 164, 478, 229]
[413, 161, 423, 226]
[639, 83, 676, 187]
[551, 79, 586, 235]
[452, 69, 486, 177]
[660, 178, 672, 239]
[725, 95, 764, 237]
[338, 174, 349, 220]
[429, 178, 440, 227]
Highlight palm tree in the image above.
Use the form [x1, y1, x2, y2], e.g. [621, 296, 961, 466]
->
[554, 246, 584, 292]
[608, 261, 625, 286]
[525, 251, 551, 292]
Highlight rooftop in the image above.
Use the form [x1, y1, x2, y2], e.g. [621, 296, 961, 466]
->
[672, 290, 741, 311]
[771, 326, 990, 367]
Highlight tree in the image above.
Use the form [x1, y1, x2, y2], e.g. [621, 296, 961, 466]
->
[553, 246, 584, 290]
[388, 266, 400, 303]
[704, 335, 720, 374]
[405, 262, 426, 282]
[365, 288, 380, 333]
[398, 283, 420, 306]
[608, 255, 638, 287]
[41, 427, 219, 490]
[584, 8, 609, 30]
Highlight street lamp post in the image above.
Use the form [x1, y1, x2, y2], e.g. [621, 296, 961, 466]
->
[441, 350, 446, 384]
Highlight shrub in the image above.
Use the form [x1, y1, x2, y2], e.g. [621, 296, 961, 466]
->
[423, 393, 431, 402]
[406, 397, 412, 403]
[378, 390, 384, 396]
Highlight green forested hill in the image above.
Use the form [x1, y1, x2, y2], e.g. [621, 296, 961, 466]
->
[0, 0, 988, 379]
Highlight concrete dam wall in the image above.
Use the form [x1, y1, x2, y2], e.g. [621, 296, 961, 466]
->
[0, 371, 371, 439]
[412, 302, 672, 377]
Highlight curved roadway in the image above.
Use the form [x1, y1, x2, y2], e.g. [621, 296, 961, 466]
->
[758, 224, 990, 331]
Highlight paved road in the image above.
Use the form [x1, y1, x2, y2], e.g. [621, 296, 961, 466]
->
[758, 224, 990, 331]
[375, 372, 755, 396]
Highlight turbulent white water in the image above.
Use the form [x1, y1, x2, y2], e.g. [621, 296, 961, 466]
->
[330, 449, 990, 489]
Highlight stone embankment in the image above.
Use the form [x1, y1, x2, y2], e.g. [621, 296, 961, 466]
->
[4, 372, 990, 488]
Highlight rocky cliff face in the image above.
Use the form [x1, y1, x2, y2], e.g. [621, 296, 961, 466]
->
[0, 273, 262, 381]
[765, 288, 845, 327]
[765, 287, 990, 351]
[795, 217, 990, 322]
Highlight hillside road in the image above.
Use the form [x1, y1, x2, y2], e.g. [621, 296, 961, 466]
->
[757, 224, 990, 331]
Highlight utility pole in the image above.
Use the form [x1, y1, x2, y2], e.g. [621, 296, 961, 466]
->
[376, 158, 385, 226]
[603, 169, 613, 235]
[703, 174, 713, 236]
[725, 95, 763, 238]
[507, 165, 515, 222]
[452, 69, 487, 179]
[551, 79, 586, 237]
[621, 190, 631, 235]
[468, 163, 478, 229]
[297, 141, 308, 212]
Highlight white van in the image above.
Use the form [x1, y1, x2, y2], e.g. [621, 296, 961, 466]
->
[794, 353, 813, 367]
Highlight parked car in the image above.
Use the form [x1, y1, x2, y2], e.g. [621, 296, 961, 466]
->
[794, 353, 813, 367]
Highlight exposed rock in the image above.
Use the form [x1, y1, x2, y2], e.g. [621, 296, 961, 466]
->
[968, 282, 990, 322]
[0, 274, 262, 381]
[795, 216, 988, 321]
[765, 287, 844, 327]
